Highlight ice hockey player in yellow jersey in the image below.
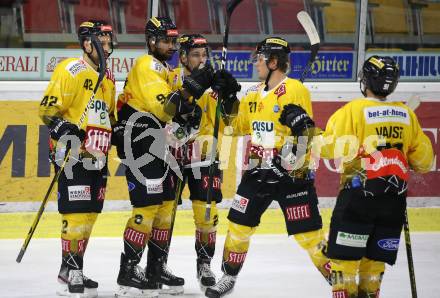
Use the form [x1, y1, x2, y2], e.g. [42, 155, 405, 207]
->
[205, 37, 331, 298]
[38, 20, 116, 297]
[289, 56, 434, 298]
[112, 17, 216, 297]
[167, 33, 239, 292]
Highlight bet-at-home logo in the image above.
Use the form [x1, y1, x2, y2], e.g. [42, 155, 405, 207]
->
[336, 231, 369, 248]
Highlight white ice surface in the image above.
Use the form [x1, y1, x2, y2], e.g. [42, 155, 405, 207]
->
[1, 234, 440, 298]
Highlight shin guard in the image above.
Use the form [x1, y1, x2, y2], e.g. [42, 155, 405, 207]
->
[123, 206, 157, 263]
[358, 258, 384, 298]
[294, 229, 332, 285]
[221, 222, 256, 276]
[331, 259, 359, 298]
[193, 200, 218, 261]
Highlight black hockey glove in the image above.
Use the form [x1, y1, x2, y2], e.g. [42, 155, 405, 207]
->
[173, 104, 202, 134]
[213, 70, 241, 116]
[164, 90, 197, 117]
[183, 64, 215, 99]
[187, 104, 202, 131]
[279, 104, 315, 136]
[111, 122, 126, 159]
[49, 117, 85, 142]
[49, 118, 85, 160]
[212, 69, 241, 97]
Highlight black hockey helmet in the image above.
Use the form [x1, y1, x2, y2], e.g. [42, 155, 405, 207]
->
[253, 37, 290, 62]
[360, 55, 400, 97]
[145, 16, 179, 42]
[178, 34, 209, 56]
[78, 20, 114, 55]
[253, 37, 291, 90]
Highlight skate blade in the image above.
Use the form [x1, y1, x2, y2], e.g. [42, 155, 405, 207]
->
[57, 284, 98, 298]
[115, 285, 159, 298]
[198, 280, 216, 293]
[158, 285, 184, 296]
[205, 288, 234, 298]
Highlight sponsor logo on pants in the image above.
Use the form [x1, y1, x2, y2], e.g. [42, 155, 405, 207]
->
[146, 179, 163, 194]
[67, 185, 91, 201]
[336, 232, 369, 248]
[231, 195, 249, 213]
[286, 204, 311, 221]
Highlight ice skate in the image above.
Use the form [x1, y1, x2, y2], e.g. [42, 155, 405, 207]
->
[116, 253, 159, 298]
[197, 259, 216, 291]
[205, 274, 236, 298]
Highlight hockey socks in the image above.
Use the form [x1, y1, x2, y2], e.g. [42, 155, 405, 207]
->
[331, 259, 359, 298]
[294, 229, 332, 285]
[221, 222, 255, 276]
[59, 213, 97, 296]
[358, 258, 384, 298]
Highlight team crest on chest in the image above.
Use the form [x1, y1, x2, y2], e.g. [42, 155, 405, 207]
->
[274, 83, 286, 98]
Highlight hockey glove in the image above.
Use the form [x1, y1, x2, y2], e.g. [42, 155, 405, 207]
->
[212, 69, 241, 97]
[49, 117, 85, 142]
[164, 90, 197, 117]
[279, 104, 315, 136]
[173, 104, 202, 136]
[49, 118, 85, 160]
[213, 70, 241, 116]
[183, 64, 215, 99]
[111, 122, 126, 159]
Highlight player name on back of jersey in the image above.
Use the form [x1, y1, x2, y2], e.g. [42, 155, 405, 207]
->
[364, 106, 410, 125]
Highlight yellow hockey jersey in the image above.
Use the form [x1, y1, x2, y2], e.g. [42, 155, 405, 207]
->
[231, 78, 312, 150]
[117, 54, 175, 123]
[39, 57, 116, 155]
[313, 97, 434, 187]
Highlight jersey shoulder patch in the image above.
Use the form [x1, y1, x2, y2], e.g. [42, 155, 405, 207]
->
[65, 58, 88, 77]
[105, 68, 115, 85]
[151, 58, 165, 74]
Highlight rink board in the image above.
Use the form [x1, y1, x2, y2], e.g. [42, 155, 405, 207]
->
[1, 208, 440, 239]
[0, 100, 439, 202]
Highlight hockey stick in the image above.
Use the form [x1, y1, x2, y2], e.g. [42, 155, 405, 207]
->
[205, 0, 243, 221]
[403, 94, 421, 298]
[16, 35, 107, 263]
[297, 11, 320, 83]
[404, 209, 417, 298]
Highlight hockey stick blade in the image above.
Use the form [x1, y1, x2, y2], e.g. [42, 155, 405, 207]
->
[297, 11, 320, 82]
[407, 94, 421, 111]
[297, 11, 320, 46]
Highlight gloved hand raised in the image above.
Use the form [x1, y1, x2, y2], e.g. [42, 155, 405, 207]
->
[183, 64, 215, 99]
[212, 69, 241, 98]
[279, 104, 315, 136]
[213, 70, 241, 115]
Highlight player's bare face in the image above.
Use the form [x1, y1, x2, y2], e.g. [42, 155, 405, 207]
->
[254, 55, 269, 80]
[187, 48, 208, 71]
[83, 35, 112, 68]
[155, 37, 178, 61]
